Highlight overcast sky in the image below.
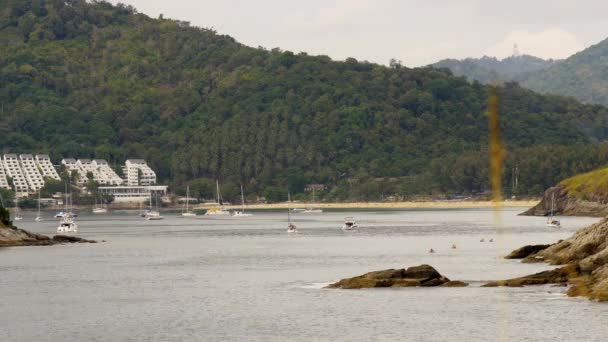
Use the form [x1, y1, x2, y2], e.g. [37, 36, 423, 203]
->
[108, 0, 607, 67]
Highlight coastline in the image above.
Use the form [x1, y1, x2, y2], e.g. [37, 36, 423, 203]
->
[194, 200, 539, 210]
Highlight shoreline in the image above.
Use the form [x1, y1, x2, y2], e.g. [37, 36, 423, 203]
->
[194, 200, 539, 210]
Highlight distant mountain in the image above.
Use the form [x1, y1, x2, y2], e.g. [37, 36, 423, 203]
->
[433, 55, 560, 84]
[519, 38, 608, 106]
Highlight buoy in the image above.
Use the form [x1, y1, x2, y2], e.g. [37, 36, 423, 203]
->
[451, 244, 456, 249]
[429, 248, 435, 253]
[489, 238, 494, 242]
[480, 238, 485, 242]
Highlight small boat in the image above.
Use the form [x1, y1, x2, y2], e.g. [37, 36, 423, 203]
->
[181, 186, 197, 217]
[290, 208, 305, 213]
[546, 193, 561, 228]
[451, 244, 457, 249]
[342, 217, 357, 230]
[287, 192, 298, 233]
[205, 180, 231, 216]
[57, 217, 78, 233]
[232, 184, 252, 217]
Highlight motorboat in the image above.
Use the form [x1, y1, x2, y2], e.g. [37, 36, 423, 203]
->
[287, 223, 298, 233]
[57, 217, 78, 233]
[342, 217, 357, 231]
[92, 207, 108, 214]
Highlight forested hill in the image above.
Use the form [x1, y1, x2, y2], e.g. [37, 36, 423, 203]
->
[2, 0, 608, 201]
[433, 55, 559, 84]
[519, 38, 608, 107]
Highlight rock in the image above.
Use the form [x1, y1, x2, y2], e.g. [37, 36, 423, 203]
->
[490, 217, 608, 301]
[522, 184, 608, 217]
[1, 221, 97, 247]
[440, 281, 469, 287]
[52, 235, 97, 244]
[505, 244, 553, 259]
[326, 264, 467, 289]
[483, 264, 579, 287]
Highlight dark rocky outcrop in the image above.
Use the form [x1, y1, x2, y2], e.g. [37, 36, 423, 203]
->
[487, 218, 608, 301]
[504, 244, 554, 259]
[327, 264, 468, 289]
[1, 222, 97, 247]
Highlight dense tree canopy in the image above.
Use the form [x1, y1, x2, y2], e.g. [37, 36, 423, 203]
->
[2, 0, 608, 201]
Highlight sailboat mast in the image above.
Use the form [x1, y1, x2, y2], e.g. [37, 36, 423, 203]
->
[240, 184, 245, 212]
[287, 192, 291, 223]
[186, 185, 189, 212]
[216, 180, 221, 206]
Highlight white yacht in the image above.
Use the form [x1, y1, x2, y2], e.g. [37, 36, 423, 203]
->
[57, 216, 78, 233]
[205, 180, 230, 216]
[546, 193, 561, 228]
[232, 184, 252, 217]
[181, 186, 197, 217]
[342, 217, 357, 231]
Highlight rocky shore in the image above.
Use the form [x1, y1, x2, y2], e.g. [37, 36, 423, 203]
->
[522, 184, 608, 218]
[0, 222, 97, 247]
[486, 217, 608, 301]
[326, 264, 468, 289]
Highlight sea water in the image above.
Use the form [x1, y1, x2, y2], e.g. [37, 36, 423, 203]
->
[1, 208, 607, 341]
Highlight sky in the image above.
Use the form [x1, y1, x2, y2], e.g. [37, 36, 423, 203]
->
[107, 0, 608, 67]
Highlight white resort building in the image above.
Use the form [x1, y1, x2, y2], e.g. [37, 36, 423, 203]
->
[3, 154, 29, 194]
[35, 155, 61, 181]
[19, 154, 45, 191]
[123, 159, 157, 186]
[1, 154, 163, 201]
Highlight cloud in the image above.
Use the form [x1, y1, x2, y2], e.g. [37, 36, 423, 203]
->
[484, 28, 584, 60]
[283, 0, 373, 31]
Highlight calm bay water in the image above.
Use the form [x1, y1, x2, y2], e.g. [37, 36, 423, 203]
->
[1, 208, 607, 341]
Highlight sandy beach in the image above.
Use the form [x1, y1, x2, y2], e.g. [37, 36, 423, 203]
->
[194, 200, 539, 210]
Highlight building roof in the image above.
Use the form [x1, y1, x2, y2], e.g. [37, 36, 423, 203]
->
[62, 158, 77, 163]
[126, 159, 146, 164]
[36, 154, 51, 159]
[19, 154, 34, 159]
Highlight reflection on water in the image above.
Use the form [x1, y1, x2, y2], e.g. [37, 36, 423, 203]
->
[1, 208, 607, 341]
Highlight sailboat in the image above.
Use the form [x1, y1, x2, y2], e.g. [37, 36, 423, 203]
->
[57, 183, 78, 233]
[205, 180, 230, 216]
[287, 192, 297, 233]
[302, 187, 323, 213]
[145, 193, 164, 220]
[546, 193, 561, 228]
[13, 195, 23, 221]
[232, 184, 252, 217]
[92, 196, 108, 214]
[35, 191, 43, 222]
[181, 185, 197, 217]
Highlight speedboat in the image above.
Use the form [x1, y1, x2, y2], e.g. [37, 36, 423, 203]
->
[232, 210, 252, 217]
[92, 207, 108, 214]
[205, 207, 230, 216]
[35, 216, 43, 222]
[57, 217, 78, 233]
[342, 217, 357, 230]
[14, 215, 23, 221]
[181, 211, 197, 217]
[54, 211, 78, 218]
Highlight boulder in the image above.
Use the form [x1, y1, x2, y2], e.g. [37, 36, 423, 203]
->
[327, 264, 467, 289]
[52, 235, 97, 244]
[505, 244, 553, 259]
[483, 264, 579, 287]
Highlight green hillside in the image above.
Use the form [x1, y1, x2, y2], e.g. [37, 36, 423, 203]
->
[2, 0, 608, 200]
[433, 55, 559, 84]
[520, 38, 608, 107]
